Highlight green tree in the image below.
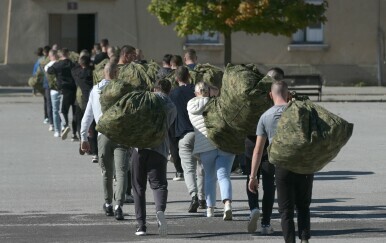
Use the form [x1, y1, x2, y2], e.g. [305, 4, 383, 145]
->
[148, 0, 328, 65]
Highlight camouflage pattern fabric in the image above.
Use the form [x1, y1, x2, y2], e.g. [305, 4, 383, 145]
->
[69, 51, 80, 63]
[93, 58, 109, 84]
[28, 75, 44, 95]
[194, 63, 223, 89]
[96, 91, 167, 148]
[203, 64, 274, 154]
[46, 73, 58, 91]
[76, 87, 86, 111]
[268, 100, 354, 174]
[99, 63, 154, 112]
[142, 60, 160, 83]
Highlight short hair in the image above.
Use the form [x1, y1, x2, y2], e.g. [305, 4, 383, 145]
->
[94, 43, 102, 52]
[104, 61, 118, 78]
[43, 46, 51, 55]
[49, 49, 58, 59]
[195, 82, 209, 96]
[171, 55, 183, 67]
[185, 49, 197, 60]
[120, 45, 136, 57]
[271, 80, 288, 98]
[267, 67, 284, 81]
[163, 54, 172, 65]
[60, 48, 69, 57]
[175, 66, 190, 83]
[79, 49, 90, 58]
[100, 38, 109, 47]
[79, 55, 91, 67]
[108, 46, 120, 57]
[36, 47, 44, 56]
[154, 79, 172, 94]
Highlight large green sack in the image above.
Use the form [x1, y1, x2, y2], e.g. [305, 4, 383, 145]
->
[28, 76, 44, 95]
[268, 100, 354, 174]
[143, 60, 160, 83]
[118, 62, 153, 90]
[194, 63, 223, 89]
[203, 64, 274, 154]
[93, 58, 109, 84]
[96, 91, 167, 148]
[69, 51, 80, 63]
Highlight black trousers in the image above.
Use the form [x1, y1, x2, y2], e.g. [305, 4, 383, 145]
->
[245, 156, 276, 225]
[132, 149, 168, 227]
[59, 89, 76, 135]
[44, 88, 53, 124]
[168, 125, 183, 174]
[276, 167, 314, 243]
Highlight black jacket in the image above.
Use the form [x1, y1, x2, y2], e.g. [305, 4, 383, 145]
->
[47, 59, 76, 91]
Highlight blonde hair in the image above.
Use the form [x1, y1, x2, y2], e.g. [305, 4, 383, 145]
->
[195, 82, 209, 96]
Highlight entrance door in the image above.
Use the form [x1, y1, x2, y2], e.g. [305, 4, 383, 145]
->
[49, 14, 95, 52]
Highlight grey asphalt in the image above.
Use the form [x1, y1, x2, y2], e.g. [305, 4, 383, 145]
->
[1, 87, 386, 242]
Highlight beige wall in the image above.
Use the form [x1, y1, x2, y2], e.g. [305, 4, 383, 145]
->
[1, 0, 386, 85]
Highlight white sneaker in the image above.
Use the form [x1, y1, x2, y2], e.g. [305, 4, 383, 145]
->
[300, 240, 309, 243]
[207, 207, 214, 217]
[54, 132, 60, 138]
[61, 127, 71, 140]
[156, 211, 168, 236]
[48, 125, 54, 131]
[261, 224, 274, 235]
[223, 203, 232, 220]
[247, 208, 260, 233]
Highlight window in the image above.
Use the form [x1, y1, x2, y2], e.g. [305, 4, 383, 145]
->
[292, 0, 324, 44]
[186, 31, 220, 44]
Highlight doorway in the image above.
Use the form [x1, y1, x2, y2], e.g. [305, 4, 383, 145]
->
[49, 14, 95, 52]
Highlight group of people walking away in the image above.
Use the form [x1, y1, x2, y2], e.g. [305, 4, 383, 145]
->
[31, 40, 317, 243]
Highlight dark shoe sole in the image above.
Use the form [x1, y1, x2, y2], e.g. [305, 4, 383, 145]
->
[188, 202, 199, 213]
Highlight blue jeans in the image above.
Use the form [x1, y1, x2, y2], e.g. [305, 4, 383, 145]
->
[199, 149, 235, 207]
[50, 90, 61, 133]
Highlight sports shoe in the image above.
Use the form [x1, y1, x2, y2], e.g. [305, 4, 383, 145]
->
[125, 193, 134, 203]
[247, 208, 260, 233]
[48, 125, 54, 131]
[43, 118, 49, 124]
[261, 224, 274, 235]
[135, 225, 147, 236]
[206, 207, 214, 217]
[114, 205, 124, 220]
[61, 127, 71, 140]
[71, 134, 79, 142]
[199, 199, 207, 209]
[223, 202, 232, 220]
[188, 195, 199, 213]
[103, 203, 114, 216]
[91, 155, 98, 163]
[54, 132, 60, 138]
[300, 240, 309, 243]
[156, 211, 168, 236]
[173, 172, 184, 181]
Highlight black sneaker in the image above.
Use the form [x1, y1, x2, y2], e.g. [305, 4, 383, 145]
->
[188, 195, 199, 213]
[199, 199, 207, 209]
[71, 134, 79, 142]
[114, 206, 124, 220]
[103, 203, 114, 216]
[135, 225, 147, 236]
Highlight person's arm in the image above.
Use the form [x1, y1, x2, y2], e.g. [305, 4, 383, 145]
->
[248, 135, 267, 193]
[80, 90, 95, 152]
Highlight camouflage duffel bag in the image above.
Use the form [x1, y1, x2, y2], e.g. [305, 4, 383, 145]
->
[28, 75, 44, 95]
[118, 62, 154, 90]
[202, 98, 245, 154]
[194, 63, 223, 89]
[268, 100, 354, 174]
[93, 58, 109, 84]
[96, 91, 167, 148]
[143, 60, 160, 83]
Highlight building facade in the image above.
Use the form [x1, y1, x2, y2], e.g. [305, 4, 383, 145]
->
[0, 0, 385, 86]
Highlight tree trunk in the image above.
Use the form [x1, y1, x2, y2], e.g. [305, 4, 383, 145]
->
[223, 32, 232, 67]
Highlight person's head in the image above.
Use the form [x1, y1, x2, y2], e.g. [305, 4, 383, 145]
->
[79, 49, 90, 59]
[107, 46, 120, 59]
[104, 61, 118, 80]
[36, 47, 44, 57]
[154, 79, 172, 95]
[43, 46, 51, 56]
[100, 38, 109, 51]
[175, 66, 190, 84]
[184, 49, 197, 65]
[93, 43, 102, 54]
[51, 44, 58, 51]
[267, 67, 284, 81]
[58, 48, 69, 59]
[194, 82, 209, 97]
[79, 55, 91, 68]
[162, 54, 172, 68]
[119, 45, 136, 64]
[48, 49, 58, 61]
[270, 80, 288, 104]
[170, 55, 183, 70]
